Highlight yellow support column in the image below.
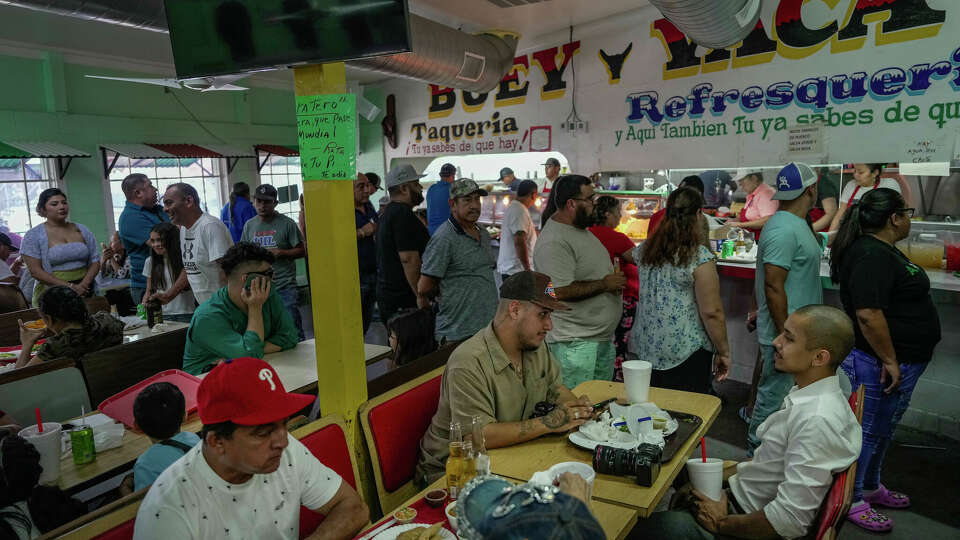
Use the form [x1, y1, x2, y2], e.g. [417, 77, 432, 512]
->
[293, 63, 371, 504]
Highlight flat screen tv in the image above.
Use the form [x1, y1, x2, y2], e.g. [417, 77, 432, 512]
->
[164, 0, 411, 79]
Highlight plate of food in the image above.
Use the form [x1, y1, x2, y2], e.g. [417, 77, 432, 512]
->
[373, 522, 455, 540]
[568, 404, 679, 452]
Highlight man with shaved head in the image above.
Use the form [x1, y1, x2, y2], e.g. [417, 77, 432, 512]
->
[638, 305, 861, 539]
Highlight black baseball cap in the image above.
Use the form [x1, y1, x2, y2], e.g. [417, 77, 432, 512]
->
[500, 271, 569, 311]
[440, 163, 457, 177]
[0, 233, 17, 252]
[516, 180, 538, 198]
[542, 157, 561, 167]
[254, 184, 278, 202]
[499, 167, 515, 180]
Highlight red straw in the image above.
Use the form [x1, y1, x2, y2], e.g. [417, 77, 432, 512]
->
[35, 408, 43, 433]
[700, 437, 707, 463]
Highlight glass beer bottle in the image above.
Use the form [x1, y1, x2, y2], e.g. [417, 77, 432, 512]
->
[446, 422, 464, 499]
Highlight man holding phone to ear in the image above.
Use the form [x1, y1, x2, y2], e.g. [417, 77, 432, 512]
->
[182, 242, 299, 375]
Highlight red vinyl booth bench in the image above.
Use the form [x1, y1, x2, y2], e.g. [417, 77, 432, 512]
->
[359, 366, 444, 515]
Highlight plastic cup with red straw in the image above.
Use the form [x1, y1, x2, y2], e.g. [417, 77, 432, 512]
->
[687, 436, 722, 500]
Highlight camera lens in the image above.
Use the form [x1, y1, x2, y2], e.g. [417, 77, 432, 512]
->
[593, 444, 662, 486]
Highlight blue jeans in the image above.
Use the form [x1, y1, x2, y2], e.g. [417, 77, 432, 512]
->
[841, 349, 928, 501]
[130, 287, 146, 306]
[277, 286, 305, 341]
[747, 344, 794, 456]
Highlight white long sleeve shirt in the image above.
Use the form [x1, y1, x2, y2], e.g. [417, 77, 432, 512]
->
[729, 376, 861, 539]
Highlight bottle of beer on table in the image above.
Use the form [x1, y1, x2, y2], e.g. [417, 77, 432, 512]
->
[446, 422, 464, 499]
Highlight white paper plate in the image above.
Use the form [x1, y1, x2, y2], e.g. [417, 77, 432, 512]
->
[568, 430, 640, 451]
[568, 418, 679, 451]
[373, 523, 457, 540]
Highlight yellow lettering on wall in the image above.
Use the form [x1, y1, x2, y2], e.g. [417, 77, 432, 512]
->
[495, 61, 529, 108]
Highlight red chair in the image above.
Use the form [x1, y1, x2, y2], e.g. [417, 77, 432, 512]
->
[292, 414, 363, 539]
[811, 384, 865, 540]
[359, 366, 444, 514]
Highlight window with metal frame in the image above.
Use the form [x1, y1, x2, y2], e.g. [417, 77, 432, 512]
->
[104, 151, 224, 229]
[256, 151, 303, 221]
[0, 157, 58, 236]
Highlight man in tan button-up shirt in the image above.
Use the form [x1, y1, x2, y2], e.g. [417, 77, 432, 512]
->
[417, 271, 595, 484]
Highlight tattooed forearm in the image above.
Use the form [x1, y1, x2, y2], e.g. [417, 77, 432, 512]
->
[519, 418, 537, 436]
[540, 406, 569, 430]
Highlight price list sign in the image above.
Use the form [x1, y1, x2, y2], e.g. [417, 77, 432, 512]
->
[296, 94, 356, 181]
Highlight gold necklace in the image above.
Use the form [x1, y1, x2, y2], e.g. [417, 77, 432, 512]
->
[512, 360, 523, 381]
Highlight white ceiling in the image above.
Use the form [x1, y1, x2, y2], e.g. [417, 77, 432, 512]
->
[0, 0, 654, 89]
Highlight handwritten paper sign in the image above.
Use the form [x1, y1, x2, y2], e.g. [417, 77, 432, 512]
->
[899, 132, 953, 175]
[785, 125, 823, 155]
[295, 94, 356, 181]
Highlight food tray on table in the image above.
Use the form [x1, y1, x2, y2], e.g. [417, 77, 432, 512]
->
[98, 369, 201, 429]
[355, 495, 456, 540]
[660, 410, 703, 463]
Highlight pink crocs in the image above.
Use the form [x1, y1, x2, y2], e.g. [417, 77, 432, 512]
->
[864, 485, 912, 509]
[847, 502, 893, 532]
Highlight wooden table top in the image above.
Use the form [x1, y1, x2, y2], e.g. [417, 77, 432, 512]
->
[256, 339, 392, 392]
[488, 381, 722, 518]
[58, 414, 203, 492]
[58, 340, 391, 492]
[121, 320, 189, 343]
[358, 477, 638, 540]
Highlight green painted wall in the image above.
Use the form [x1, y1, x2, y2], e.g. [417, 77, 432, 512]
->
[358, 87, 387, 204]
[0, 52, 299, 244]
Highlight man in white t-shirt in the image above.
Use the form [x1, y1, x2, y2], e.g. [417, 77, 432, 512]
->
[497, 180, 539, 280]
[533, 175, 625, 388]
[133, 357, 368, 540]
[163, 183, 234, 304]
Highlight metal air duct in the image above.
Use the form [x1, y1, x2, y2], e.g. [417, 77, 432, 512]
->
[1, 1, 519, 92]
[349, 14, 518, 93]
[647, 0, 763, 49]
[0, 0, 168, 32]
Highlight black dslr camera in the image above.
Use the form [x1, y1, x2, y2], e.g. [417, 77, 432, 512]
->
[593, 443, 661, 486]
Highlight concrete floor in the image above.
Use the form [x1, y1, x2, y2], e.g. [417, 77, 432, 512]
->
[710, 380, 959, 539]
[298, 292, 958, 538]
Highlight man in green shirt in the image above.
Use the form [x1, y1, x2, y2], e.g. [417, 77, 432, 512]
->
[182, 243, 299, 375]
[241, 184, 306, 340]
[417, 271, 594, 484]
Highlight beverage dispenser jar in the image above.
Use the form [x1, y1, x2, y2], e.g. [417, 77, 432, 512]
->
[897, 233, 945, 270]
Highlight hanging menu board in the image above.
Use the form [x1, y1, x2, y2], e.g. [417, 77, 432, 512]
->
[295, 94, 356, 181]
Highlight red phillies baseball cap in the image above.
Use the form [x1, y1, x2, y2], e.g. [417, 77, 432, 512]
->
[197, 358, 314, 426]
